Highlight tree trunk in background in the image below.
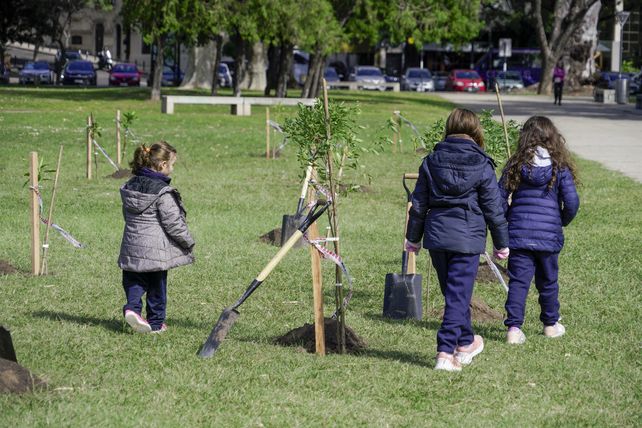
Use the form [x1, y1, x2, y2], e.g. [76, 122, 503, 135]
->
[150, 37, 164, 101]
[275, 43, 293, 98]
[232, 33, 247, 97]
[241, 41, 266, 91]
[264, 45, 279, 96]
[566, 2, 601, 89]
[302, 47, 324, 98]
[210, 34, 223, 96]
[181, 42, 216, 89]
[310, 54, 326, 98]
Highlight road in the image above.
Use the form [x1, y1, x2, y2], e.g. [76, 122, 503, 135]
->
[438, 92, 642, 183]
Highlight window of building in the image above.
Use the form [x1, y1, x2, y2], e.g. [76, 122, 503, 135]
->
[71, 35, 82, 45]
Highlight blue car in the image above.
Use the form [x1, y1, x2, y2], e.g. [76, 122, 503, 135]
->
[161, 65, 184, 86]
[61, 60, 96, 86]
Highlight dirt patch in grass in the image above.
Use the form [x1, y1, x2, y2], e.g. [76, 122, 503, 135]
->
[476, 259, 508, 284]
[276, 318, 367, 354]
[432, 296, 503, 323]
[108, 169, 132, 179]
[0, 359, 46, 394]
[0, 260, 18, 275]
[259, 227, 281, 246]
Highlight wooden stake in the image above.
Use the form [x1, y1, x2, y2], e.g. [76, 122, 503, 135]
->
[29, 152, 40, 276]
[40, 145, 63, 275]
[116, 110, 122, 165]
[392, 110, 400, 152]
[494, 82, 512, 159]
[307, 168, 325, 356]
[86, 115, 92, 179]
[266, 107, 270, 159]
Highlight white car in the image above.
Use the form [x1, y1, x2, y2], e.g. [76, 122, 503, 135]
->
[401, 68, 435, 92]
[349, 66, 386, 91]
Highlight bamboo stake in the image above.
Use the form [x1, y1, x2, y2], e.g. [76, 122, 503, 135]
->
[116, 110, 122, 165]
[266, 107, 270, 159]
[494, 82, 512, 158]
[40, 145, 63, 275]
[86, 115, 92, 179]
[307, 167, 325, 356]
[322, 78, 346, 354]
[29, 152, 40, 276]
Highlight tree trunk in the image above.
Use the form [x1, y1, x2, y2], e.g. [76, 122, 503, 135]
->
[276, 43, 293, 98]
[232, 33, 247, 97]
[566, 2, 601, 88]
[264, 44, 279, 96]
[310, 54, 326, 98]
[302, 47, 324, 98]
[539, 54, 556, 95]
[181, 42, 216, 90]
[150, 37, 164, 102]
[242, 41, 266, 91]
[210, 34, 223, 96]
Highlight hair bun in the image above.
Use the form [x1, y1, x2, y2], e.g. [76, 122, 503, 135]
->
[143, 145, 151, 153]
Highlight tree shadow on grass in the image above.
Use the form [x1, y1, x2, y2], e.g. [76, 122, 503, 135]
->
[32, 310, 210, 333]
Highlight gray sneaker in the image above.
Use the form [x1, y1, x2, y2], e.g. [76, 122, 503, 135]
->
[507, 327, 526, 344]
[544, 322, 566, 338]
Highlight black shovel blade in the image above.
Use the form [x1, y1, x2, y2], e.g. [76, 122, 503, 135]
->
[0, 325, 17, 362]
[280, 214, 305, 248]
[198, 308, 240, 359]
[383, 273, 423, 320]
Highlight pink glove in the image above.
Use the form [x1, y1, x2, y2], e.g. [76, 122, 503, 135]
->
[405, 239, 421, 254]
[493, 247, 509, 260]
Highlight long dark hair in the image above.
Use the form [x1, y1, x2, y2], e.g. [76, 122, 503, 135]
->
[502, 116, 578, 193]
[130, 141, 176, 174]
[445, 108, 485, 148]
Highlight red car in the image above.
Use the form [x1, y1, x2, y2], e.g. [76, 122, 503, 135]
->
[446, 69, 486, 92]
[109, 63, 142, 86]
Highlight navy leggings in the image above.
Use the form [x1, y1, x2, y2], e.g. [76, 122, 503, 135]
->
[122, 270, 167, 331]
[429, 250, 480, 354]
[504, 249, 560, 328]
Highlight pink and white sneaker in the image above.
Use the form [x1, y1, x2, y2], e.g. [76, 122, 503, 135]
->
[454, 335, 484, 365]
[124, 310, 152, 333]
[434, 352, 462, 372]
[150, 323, 168, 334]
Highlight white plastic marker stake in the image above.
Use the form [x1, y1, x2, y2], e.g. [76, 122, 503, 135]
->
[41, 145, 64, 275]
[483, 251, 509, 292]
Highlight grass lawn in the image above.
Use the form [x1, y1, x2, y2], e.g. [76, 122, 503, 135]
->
[0, 87, 640, 426]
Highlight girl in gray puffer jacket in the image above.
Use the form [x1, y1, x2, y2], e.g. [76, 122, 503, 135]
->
[118, 141, 195, 333]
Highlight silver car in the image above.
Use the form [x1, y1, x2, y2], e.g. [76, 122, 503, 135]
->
[19, 61, 54, 84]
[349, 66, 386, 91]
[401, 68, 435, 92]
[493, 71, 524, 91]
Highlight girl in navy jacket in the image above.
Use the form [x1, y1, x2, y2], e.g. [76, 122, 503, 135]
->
[499, 116, 579, 344]
[406, 108, 509, 371]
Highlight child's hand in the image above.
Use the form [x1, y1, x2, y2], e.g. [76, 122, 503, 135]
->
[405, 239, 421, 254]
[493, 247, 509, 260]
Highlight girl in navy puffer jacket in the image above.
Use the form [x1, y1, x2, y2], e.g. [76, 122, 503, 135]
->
[406, 108, 509, 372]
[499, 116, 579, 344]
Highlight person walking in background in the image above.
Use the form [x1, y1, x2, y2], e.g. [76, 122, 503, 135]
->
[118, 141, 195, 334]
[405, 108, 509, 372]
[499, 116, 579, 345]
[553, 62, 565, 105]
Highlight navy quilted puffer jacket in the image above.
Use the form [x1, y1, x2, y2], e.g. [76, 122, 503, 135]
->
[498, 160, 579, 252]
[406, 137, 509, 254]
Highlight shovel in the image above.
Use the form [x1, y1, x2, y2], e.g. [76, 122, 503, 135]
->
[383, 173, 423, 320]
[280, 164, 313, 247]
[198, 199, 330, 358]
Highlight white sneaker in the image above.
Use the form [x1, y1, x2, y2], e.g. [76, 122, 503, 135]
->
[125, 310, 152, 333]
[544, 322, 566, 338]
[454, 335, 484, 365]
[507, 327, 526, 344]
[434, 353, 462, 372]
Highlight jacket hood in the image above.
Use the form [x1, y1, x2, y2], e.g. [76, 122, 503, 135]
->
[121, 187, 162, 214]
[520, 164, 553, 187]
[427, 137, 495, 196]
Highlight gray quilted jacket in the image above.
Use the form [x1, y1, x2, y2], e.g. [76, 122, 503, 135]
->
[118, 176, 195, 272]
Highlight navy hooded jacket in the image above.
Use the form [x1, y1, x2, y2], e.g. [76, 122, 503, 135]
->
[498, 154, 579, 253]
[406, 137, 509, 254]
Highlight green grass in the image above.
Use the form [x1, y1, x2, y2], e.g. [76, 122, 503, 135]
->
[0, 87, 640, 427]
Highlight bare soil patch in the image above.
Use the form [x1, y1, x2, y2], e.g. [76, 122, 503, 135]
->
[431, 296, 504, 323]
[108, 169, 132, 179]
[259, 227, 281, 246]
[0, 260, 18, 275]
[276, 318, 367, 354]
[0, 359, 46, 394]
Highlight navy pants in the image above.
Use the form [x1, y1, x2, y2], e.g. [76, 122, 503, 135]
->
[429, 250, 479, 354]
[504, 249, 560, 328]
[122, 270, 167, 331]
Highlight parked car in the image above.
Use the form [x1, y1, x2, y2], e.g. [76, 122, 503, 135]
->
[401, 67, 434, 92]
[19, 61, 55, 84]
[329, 61, 348, 80]
[109, 63, 142, 86]
[446, 69, 486, 92]
[218, 63, 232, 87]
[432, 71, 449, 91]
[491, 70, 524, 91]
[292, 50, 309, 86]
[161, 65, 184, 86]
[595, 71, 635, 90]
[0, 63, 11, 84]
[324, 66, 340, 82]
[349, 66, 386, 91]
[61, 60, 96, 86]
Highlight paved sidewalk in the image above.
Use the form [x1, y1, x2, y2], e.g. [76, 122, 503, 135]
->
[438, 92, 642, 183]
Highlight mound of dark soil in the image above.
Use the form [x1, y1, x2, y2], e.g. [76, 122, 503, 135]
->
[433, 296, 503, 323]
[108, 169, 132, 179]
[0, 260, 18, 275]
[276, 318, 367, 354]
[0, 358, 46, 394]
[259, 228, 281, 246]
[476, 259, 509, 284]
